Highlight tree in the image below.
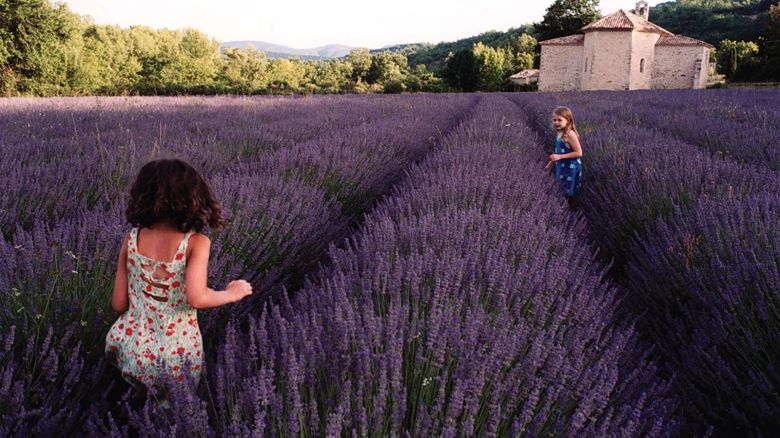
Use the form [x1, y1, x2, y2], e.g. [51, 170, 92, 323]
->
[365, 51, 408, 84]
[648, 0, 771, 47]
[442, 49, 479, 92]
[346, 48, 371, 82]
[171, 29, 220, 87]
[78, 24, 142, 94]
[473, 42, 508, 91]
[534, 0, 601, 41]
[716, 39, 759, 79]
[404, 64, 439, 92]
[0, 0, 79, 94]
[309, 59, 352, 93]
[266, 58, 307, 93]
[760, 2, 780, 80]
[219, 46, 268, 92]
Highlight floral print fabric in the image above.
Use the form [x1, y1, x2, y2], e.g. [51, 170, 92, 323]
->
[105, 227, 202, 388]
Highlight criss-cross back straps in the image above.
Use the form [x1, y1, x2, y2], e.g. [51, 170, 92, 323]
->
[130, 227, 193, 289]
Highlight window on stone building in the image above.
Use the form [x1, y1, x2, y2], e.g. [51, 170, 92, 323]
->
[585, 57, 589, 72]
[640, 58, 645, 73]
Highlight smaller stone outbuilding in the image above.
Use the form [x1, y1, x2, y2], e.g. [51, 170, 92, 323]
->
[509, 69, 540, 85]
[538, 1, 714, 91]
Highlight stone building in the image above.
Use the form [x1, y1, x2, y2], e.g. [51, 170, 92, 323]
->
[509, 69, 540, 85]
[538, 1, 714, 91]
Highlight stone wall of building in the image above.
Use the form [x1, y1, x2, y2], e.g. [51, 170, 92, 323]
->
[653, 46, 710, 89]
[629, 31, 660, 89]
[538, 45, 583, 92]
[581, 31, 631, 90]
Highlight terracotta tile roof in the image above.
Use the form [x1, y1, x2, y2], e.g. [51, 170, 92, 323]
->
[582, 9, 673, 35]
[539, 34, 585, 45]
[656, 35, 715, 48]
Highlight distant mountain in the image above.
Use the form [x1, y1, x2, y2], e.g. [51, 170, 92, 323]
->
[220, 41, 359, 60]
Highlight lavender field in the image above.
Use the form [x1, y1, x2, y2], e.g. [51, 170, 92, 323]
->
[0, 90, 778, 437]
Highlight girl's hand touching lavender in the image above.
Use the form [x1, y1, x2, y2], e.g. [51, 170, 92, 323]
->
[226, 279, 253, 303]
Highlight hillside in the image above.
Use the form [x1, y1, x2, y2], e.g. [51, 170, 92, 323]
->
[380, 25, 535, 72]
[648, 0, 773, 45]
[219, 0, 773, 69]
[393, 0, 773, 72]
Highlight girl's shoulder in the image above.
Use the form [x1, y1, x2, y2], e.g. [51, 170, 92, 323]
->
[188, 231, 210, 244]
[187, 231, 211, 253]
[563, 130, 580, 145]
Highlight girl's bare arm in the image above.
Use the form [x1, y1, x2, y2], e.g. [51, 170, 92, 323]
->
[555, 131, 583, 159]
[185, 234, 252, 309]
[111, 238, 129, 313]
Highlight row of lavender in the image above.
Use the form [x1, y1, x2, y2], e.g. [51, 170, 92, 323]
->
[512, 92, 780, 436]
[82, 96, 683, 436]
[0, 94, 476, 435]
[560, 89, 780, 172]
[0, 95, 439, 236]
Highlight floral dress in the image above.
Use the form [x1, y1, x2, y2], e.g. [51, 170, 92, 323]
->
[554, 135, 583, 197]
[105, 227, 203, 388]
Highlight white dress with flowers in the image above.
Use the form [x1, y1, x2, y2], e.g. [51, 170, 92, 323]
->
[105, 227, 203, 387]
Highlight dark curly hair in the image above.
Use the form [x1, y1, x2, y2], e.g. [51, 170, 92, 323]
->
[126, 159, 224, 232]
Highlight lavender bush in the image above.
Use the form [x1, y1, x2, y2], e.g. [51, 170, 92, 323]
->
[0, 94, 475, 435]
[513, 91, 780, 436]
[525, 89, 780, 172]
[2, 91, 776, 436]
[172, 96, 680, 437]
[626, 194, 780, 436]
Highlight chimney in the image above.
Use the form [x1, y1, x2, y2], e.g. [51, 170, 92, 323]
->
[635, 0, 649, 20]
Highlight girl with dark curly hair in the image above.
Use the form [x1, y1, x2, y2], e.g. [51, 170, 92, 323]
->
[105, 158, 252, 408]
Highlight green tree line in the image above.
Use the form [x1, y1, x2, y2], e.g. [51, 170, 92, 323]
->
[0, 0, 538, 96]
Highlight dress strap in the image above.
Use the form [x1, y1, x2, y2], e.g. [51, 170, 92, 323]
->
[176, 230, 195, 260]
[132, 227, 193, 263]
[130, 227, 140, 252]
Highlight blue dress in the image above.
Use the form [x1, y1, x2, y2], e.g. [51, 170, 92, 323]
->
[554, 135, 583, 197]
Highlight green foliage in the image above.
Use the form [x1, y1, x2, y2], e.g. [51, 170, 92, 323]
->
[366, 51, 409, 84]
[534, 0, 601, 41]
[346, 48, 371, 82]
[265, 58, 307, 93]
[78, 25, 142, 93]
[442, 49, 480, 92]
[651, 0, 779, 82]
[0, 0, 537, 95]
[404, 64, 447, 92]
[716, 39, 759, 79]
[649, 0, 773, 46]
[0, 0, 80, 94]
[382, 79, 406, 93]
[405, 26, 534, 73]
[310, 59, 352, 93]
[473, 42, 509, 91]
[218, 46, 268, 92]
[759, 2, 780, 80]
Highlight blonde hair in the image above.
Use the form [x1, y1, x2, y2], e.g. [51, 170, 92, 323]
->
[553, 106, 578, 140]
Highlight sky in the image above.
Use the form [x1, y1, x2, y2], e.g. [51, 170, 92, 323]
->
[62, 0, 664, 49]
